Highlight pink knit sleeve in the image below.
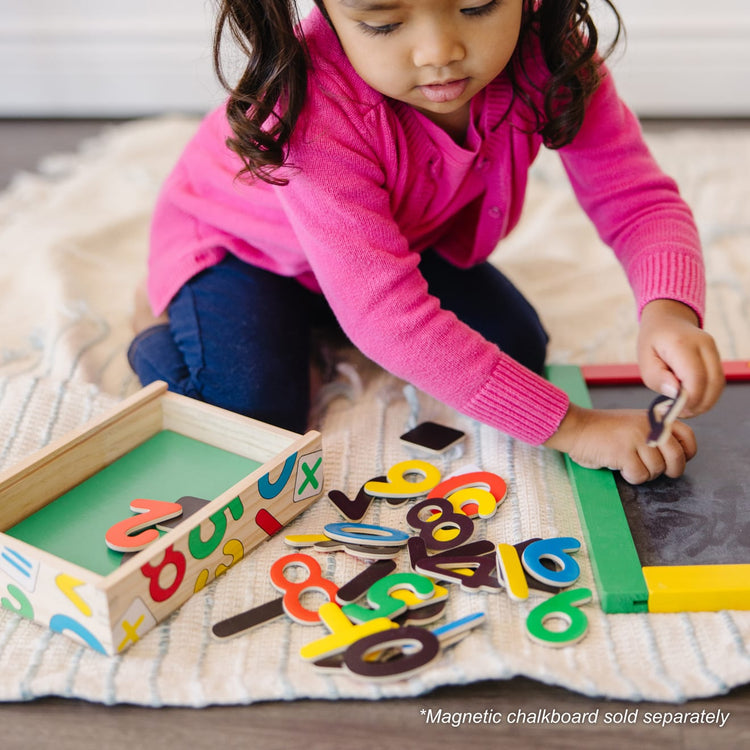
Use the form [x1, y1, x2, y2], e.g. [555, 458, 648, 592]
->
[557, 67, 706, 323]
[275, 101, 570, 445]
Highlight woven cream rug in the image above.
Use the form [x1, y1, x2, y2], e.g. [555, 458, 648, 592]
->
[0, 116, 749, 706]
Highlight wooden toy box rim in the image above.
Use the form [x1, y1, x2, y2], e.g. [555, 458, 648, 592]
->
[0, 381, 322, 653]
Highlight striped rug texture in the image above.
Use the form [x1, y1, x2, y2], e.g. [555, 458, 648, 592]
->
[0, 117, 748, 705]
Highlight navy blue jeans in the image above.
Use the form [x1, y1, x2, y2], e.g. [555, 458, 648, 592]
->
[128, 252, 548, 433]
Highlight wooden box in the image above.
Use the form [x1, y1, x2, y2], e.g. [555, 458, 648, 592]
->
[0, 382, 324, 654]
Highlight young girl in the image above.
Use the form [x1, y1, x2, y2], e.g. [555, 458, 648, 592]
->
[129, 0, 724, 485]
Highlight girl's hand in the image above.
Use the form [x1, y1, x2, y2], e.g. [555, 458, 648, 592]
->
[637, 299, 725, 417]
[544, 403, 697, 485]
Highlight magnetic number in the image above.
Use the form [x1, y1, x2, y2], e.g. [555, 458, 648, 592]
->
[521, 537, 581, 587]
[510, 538, 566, 594]
[141, 544, 187, 602]
[284, 533, 330, 547]
[406, 496, 474, 551]
[105, 498, 183, 552]
[343, 625, 441, 681]
[432, 612, 487, 646]
[414, 552, 500, 592]
[212, 597, 285, 640]
[299, 602, 397, 662]
[407, 536, 499, 591]
[323, 522, 409, 548]
[313, 539, 402, 561]
[341, 572, 436, 624]
[213, 561, 392, 640]
[427, 470, 507, 518]
[525, 588, 592, 647]
[496, 543, 529, 600]
[364, 460, 441, 499]
[390, 581, 449, 610]
[188, 496, 244, 560]
[327, 476, 385, 521]
[407, 536, 494, 569]
[269, 553, 338, 624]
[424, 488, 494, 543]
[393, 599, 447, 627]
[335, 559, 397, 604]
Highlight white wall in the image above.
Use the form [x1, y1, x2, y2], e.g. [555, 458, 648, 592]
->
[601, 0, 750, 116]
[0, 0, 221, 116]
[1, 0, 749, 117]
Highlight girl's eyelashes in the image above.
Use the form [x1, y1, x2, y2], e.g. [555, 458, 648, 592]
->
[356, 0, 501, 37]
[461, 0, 500, 17]
[358, 21, 401, 36]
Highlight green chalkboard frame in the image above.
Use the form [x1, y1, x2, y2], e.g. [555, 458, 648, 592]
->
[548, 363, 750, 614]
[546, 364, 649, 613]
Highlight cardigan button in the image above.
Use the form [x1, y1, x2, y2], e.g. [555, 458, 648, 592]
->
[488, 206, 502, 219]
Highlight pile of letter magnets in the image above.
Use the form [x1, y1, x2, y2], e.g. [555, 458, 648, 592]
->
[211, 444, 592, 682]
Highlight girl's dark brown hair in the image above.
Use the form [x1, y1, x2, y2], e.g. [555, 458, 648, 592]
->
[514, 0, 623, 148]
[213, 0, 308, 185]
[213, 0, 622, 183]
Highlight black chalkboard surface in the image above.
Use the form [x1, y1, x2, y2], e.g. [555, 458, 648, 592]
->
[588, 381, 750, 568]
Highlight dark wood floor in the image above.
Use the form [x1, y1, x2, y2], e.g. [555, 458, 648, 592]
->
[1, 118, 749, 750]
[0, 119, 128, 190]
[3, 677, 749, 750]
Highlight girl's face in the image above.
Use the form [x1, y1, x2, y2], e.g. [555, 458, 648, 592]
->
[320, 0, 524, 137]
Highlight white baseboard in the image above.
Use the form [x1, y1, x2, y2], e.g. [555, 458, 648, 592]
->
[605, 12, 750, 117]
[0, 21, 224, 116]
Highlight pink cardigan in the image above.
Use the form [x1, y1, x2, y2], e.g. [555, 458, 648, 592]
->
[147, 8, 704, 445]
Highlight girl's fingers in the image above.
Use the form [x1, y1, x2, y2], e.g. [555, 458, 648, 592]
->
[670, 419, 697, 462]
[620, 458, 652, 486]
[639, 349, 680, 400]
[642, 449, 667, 483]
[623, 420, 695, 485]
[661, 338, 724, 418]
[658, 433, 689, 479]
[694, 345, 726, 414]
